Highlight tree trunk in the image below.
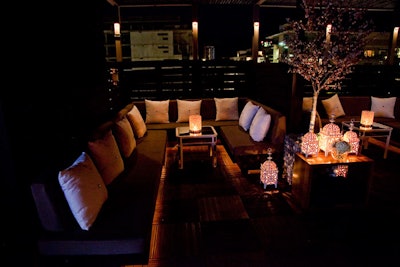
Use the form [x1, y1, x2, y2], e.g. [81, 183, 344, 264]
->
[308, 91, 319, 133]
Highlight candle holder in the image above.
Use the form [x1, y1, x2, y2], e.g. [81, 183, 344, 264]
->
[360, 110, 374, 130]
[189, 115, 202, 134]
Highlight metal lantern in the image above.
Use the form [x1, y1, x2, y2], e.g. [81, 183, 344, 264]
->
[343, 120, 360, 154]
[260, 148, 279, 189]
[301, 131, 319, 157]
[319, 114, 342, 156]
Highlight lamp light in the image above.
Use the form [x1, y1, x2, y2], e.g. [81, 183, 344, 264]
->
[260, 148, 279, 189]
[332, 165, 349, 178]
[114, 22, 121, 38]
[360, 110, 374, 130]
[189, 115, 202, 134]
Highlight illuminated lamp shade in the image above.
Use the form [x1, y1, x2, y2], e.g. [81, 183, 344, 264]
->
[189, 115, 202, 134]
[260, 148, 279, 189]
[301, 131, 319, 157]
[360, 110, 374, 129]
[113, 22, 121, 37]
[343, 120, 360, 154]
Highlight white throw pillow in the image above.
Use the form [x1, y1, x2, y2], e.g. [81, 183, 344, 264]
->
[58, 152, 108, 231]
[239, 101, 260, 131]
[127, 105, 147, 138]
[145, 99, 170, 123]
[176, 99, 202, 122]
[321, 94, 345, 118]
[214, 97, 239, 121]
[371, 96, 396, 118]
[249, 108, 271, 142]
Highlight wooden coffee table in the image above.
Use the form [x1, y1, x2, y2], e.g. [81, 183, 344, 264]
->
[175, 125, 218, 169]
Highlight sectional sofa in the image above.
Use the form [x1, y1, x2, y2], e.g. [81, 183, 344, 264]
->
[132, 97, 287, 173]
[30, 97, 286, 266]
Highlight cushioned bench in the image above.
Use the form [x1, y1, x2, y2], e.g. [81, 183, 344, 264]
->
[133, 97, 287, 174]
[31, 103, 168, 266]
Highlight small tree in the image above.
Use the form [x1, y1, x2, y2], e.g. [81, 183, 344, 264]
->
[281, 0, 372, 133]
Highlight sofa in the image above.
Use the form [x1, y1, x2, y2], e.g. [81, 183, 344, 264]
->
[132, 97, 287, 174]
[30, 97, 286, 266]
[302, 95, 400, 145]
[31, 103, 168, 266]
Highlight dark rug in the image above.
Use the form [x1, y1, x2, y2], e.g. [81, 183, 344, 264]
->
[164, 144, 295, 221]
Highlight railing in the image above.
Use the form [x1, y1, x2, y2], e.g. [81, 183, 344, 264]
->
[107, 60, 255, 102]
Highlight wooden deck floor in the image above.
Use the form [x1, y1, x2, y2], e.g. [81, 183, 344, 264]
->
[126, 142, 400, 267]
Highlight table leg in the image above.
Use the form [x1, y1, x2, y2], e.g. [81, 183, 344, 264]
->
[384, 130, 392, 159]
[179, 139, 184, 169]
[211, 143, 217, 168]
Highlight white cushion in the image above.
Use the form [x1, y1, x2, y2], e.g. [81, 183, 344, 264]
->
[239, 101, 260, 131]
[127, 105, 147, 138]
[176, 99, 202, 122]
[321, 94, 345, 118]
[58, 152, 108, 231]
[88, 130, 124, 185]
[214, 97, 239, 121]
[371, 96, 396, 118]
[249, 108, 271, 142]
[145, 99, 170, 123]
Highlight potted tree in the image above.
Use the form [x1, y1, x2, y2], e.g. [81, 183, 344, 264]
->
[281, 0, 372, 155]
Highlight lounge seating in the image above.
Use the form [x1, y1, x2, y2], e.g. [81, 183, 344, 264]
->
[31, 103, 168, 266]
[30, 97, 286, 266]
[132, 97, 287, 174]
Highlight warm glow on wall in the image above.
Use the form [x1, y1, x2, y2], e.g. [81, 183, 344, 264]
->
[192, 21, 199, 60]
[192, 21, 198, 34]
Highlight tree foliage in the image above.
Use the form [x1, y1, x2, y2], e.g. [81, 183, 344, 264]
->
[281, 0, 373, 94]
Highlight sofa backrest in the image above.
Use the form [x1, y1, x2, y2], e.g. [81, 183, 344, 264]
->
[248, 99, 287, 146]
[316, 96, 400, 119]
[131, 97, 285, 144]
[131, 98, 248, 122]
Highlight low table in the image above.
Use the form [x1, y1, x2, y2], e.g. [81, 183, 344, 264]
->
[341, 121, 393, 159]
[292, 151, 374, 211]
[175, 125, 218, 169]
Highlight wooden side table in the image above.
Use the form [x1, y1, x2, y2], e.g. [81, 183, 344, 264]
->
[292, 152, 374, 211]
